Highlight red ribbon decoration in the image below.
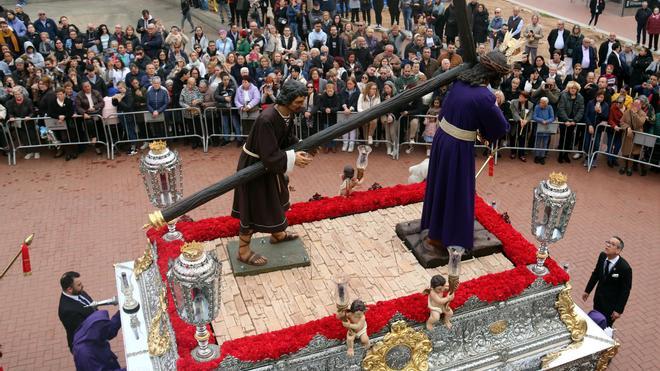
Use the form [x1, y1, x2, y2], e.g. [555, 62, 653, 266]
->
[488, 156, 494, 176]
[21, 242, 31, 276]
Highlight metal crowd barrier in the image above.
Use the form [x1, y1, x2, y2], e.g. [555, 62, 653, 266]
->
[398, 115, 490, 158]
[1, 122, 13, 165]
[6, 114, 109, 165]
[587, 123, 659, 172]
[295, 111, 398, 155]
[203, 106, 250, 148]
[494, 120, 589, 164]
[105, 107, 206, 159]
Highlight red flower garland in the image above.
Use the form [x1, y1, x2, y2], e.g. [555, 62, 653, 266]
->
[147, 183, 568, 370]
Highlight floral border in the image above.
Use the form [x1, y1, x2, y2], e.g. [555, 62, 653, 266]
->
[146, 182, 569, 370]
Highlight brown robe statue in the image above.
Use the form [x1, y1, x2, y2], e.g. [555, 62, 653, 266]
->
[231, 106, 299, 233]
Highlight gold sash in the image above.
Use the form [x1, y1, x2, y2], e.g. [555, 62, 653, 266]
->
[439, 118, 477, 142]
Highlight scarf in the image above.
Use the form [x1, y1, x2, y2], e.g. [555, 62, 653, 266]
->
[0, 30, 20, 53]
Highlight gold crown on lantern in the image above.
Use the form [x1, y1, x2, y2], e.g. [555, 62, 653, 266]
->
[548, 172, 568, 187]
[149, 140, 168, 154]
[181, 241, 204, 260]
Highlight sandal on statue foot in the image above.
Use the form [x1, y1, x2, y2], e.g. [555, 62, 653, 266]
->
[270, 231, 299, 244]
[237, 251, 268, 266]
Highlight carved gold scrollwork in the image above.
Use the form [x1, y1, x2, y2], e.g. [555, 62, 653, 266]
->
[362, 321, 432, 371]
[595, 342, 620, 371]
[133, 243, 154, 278]
[556, 283, 587, 342]
[148, 288, 171, 356]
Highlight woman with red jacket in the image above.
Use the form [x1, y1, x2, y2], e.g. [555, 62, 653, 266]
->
[646, 7, 660, 51]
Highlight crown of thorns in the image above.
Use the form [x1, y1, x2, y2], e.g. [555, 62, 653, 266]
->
[480, 52, 511, 75]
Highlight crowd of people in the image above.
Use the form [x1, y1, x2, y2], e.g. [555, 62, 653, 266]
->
[0, 1, 658, 175]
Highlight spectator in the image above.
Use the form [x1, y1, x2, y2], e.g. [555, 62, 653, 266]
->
[146, 76, 169, 137]
[314, 82, 342, 152]
[141, 24, 164, 59]
[523, 13, 543, 61]
[0, 20, 22, 55]
[6, 87, 37, 159]
[573, 38, 597, 74]
[137, 9, 155, 35]
[34, 10, 58, 40]
[619, 99, 647, 175]
[547, 20, 569, 58]
[646, 7, 660, 51]
[598, 33, 618, 72]
[179, 77, 204, 148]
[564, 25, 584, 76]
[606, 95, 625, 168]
[588, 0, 605, 27]
[556, 81, 585, 163]
[308, 21, 328, 49]
[582, 237, 633, 328]
[507, 6, 524, 40]
[532, 96, 555, 164]
[509, 91, 534, 162]
[472, 3, 489, 46]
[583, 89, 610, 167]
[636, 2, 653, 45]
[75, 81, 105, 154]
[357, 81, 380, 144]
[180, 0, 195, 32]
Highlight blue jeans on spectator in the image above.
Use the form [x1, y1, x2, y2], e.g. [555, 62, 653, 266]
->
[289, 22, 299, 38]
[403, 7, 413, 31]
[218, 0, 230, 21]
[534, 133, 550, 158]
[221, 109, 241, 140]
[606, 127, 622, 165]
[121, 114, 137, 142]
[200, 0, 209, 10]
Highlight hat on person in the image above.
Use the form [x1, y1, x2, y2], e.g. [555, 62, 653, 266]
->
[15, 4, 24, 8]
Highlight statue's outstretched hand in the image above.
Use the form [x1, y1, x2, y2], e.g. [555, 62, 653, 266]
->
[295, 151, 312, 167]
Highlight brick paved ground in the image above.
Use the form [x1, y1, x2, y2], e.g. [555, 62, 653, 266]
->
[210, 203, 514, 342]
[1, 0, 658, 370]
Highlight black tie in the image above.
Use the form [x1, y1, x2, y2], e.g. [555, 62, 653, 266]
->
[603, 260, 610, 277]
[79, 295, 90, 306]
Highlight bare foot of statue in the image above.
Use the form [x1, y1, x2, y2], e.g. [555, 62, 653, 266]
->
[347, 347, 355, 357]
[269, 231, 299, 244]
[426, 321, 434, 331]
[237, 234, 268, 266]
[444, 318, 452, 329]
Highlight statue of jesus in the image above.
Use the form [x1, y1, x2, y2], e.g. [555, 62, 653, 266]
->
[420, 51, 511, 262]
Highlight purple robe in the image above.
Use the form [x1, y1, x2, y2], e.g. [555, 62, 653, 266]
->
[72, 310, 124, 371]
[420, 81, 509, 250]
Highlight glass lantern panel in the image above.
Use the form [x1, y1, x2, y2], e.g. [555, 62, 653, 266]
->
[170, 279, 187, 318]
[192, 287, 211, 323]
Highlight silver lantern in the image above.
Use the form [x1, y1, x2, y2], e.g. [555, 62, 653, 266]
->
[530, 172, 576, 276]
[139, 141, 184, 241]
[167, 242, 222, 362]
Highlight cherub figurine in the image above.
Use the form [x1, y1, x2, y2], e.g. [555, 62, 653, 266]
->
[424, 275, 455, 330]
[337, 299, 370, 357]
[339, 165, 360, 197]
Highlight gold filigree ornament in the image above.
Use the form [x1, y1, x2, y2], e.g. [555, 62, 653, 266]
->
[133, 242, 154, 278]
[595, 342, 620, 371]
[488, 320, 508, 335]
[555, 283, 587, 342]
[149, 140, 168, 154]
[362, 321, 432, 371]
[181, 241, 204, 260]
[143, 210, 167, 229]
[148, 288, 171, 356]
[540, 342, 583, 369]
[548, 172, 568, 187]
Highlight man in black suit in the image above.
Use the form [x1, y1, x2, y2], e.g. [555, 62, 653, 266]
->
[572, 38, 598, 73]
[598, 33, 618, 72]
[58, 271, 96, 352]
[582, 236, 633, 327]
[547, 20, 570, 58]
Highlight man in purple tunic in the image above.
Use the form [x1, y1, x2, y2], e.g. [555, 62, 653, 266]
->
[420, 51, 511, 263]
[72, 310, 124, 371]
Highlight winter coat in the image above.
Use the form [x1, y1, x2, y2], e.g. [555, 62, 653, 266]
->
[647, 14, 660, 35]
[620, 108, 647, 155]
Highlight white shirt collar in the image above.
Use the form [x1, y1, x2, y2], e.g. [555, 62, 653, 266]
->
[62, 291, 81, 301]
[607, 255, 620, 266]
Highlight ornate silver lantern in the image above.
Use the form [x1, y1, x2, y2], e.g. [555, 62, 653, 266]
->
[167, 242, 222, 361]
[140, 141, 183, 241]
[530, 172, 576, 276]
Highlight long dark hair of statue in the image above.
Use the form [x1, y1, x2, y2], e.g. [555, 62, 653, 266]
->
[457, 51, 510, 88]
